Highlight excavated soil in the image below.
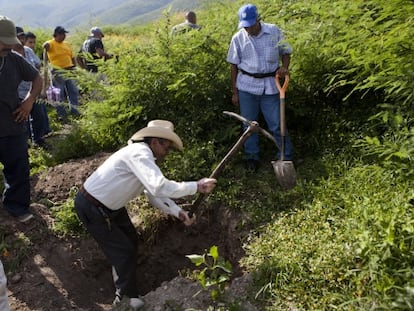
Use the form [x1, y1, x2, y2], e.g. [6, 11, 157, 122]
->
[1, 152, 259, 310]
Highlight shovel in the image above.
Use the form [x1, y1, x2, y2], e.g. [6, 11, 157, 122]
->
[189, 111, 280, 216]
[272, 74, 297, 190]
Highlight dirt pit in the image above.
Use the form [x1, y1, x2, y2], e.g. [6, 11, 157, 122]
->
[2, 152, 257, 310]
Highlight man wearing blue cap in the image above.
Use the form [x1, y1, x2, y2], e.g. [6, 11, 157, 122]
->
[227, 4, 294, 172]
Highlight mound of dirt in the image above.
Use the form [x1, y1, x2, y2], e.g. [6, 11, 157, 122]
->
[2, 152, 260, 310]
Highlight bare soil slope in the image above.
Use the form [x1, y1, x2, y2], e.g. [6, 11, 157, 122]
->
[2, 152, 259, 310]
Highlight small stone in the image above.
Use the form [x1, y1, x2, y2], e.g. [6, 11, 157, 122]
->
[10, 273, 22, 284]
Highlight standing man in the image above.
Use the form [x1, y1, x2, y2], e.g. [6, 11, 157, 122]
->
[78, 26, 112, 73]
[227, 4, 294, 172]
[0, 16, 42, 222]
[172, 11, 202, 34]
[15, 26, 26, 45]
[43, 26, 80, 121]
[24, 31, 52, 145]
[14, 29, 50, 147]
[74, 120, 217, 310]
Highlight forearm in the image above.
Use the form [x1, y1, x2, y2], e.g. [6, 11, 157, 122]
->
[230, 64, 238, 93]
[25, 74, 42, 104]
[281, 54, 290, 70]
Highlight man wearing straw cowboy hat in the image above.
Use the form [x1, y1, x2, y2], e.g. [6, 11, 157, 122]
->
[74, 120, 217, 310]
[0, 16, 42, 223]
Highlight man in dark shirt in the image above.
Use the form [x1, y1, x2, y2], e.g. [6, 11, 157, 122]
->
[0, 16, 42, 222]
[78, 27, 112, 73]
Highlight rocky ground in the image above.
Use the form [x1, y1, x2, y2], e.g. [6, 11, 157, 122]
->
[1, 152, 262, 311]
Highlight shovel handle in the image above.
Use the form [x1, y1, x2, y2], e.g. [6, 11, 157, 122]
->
[275, 74, 289, 160]
[275, 74, 289, 99]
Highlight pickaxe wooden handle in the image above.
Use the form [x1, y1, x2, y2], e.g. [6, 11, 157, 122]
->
[188, 111, 280, 216]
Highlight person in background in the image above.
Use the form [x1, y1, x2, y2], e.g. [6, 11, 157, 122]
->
[226, 4, 294, 172]
[78, 26, 112, 73]
[15, 26, 26, 45]
[0, 16, 42, 222]
[171, 11, 201, 34]
[15, 29, 51, 147]
[74, 120, 217, 310]
[43, 26, 80, 122]
[0, 260, 10, 311]
[25, 31, 51, 144]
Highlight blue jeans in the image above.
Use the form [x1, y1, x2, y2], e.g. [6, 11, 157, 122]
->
[52, 70, 80, 119]
[0, 134, 30, 217]
[238, 90, 294, 160]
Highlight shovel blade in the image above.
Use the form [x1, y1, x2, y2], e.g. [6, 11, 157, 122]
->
[272, 160, 297, 190]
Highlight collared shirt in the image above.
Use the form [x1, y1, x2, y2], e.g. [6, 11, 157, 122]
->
[45, 39, 74, 69]
[226, 22, 293, 95]
[18, 46, 39, 99]
[84, 142, 198, 217]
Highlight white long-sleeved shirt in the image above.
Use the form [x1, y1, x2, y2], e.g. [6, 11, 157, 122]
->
[83, 142, 197, 218]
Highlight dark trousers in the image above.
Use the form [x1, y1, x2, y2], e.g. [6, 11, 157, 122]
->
[0, 134, 30, 217]
[28, 100, 51, 144]
[74, 192, 139, 298]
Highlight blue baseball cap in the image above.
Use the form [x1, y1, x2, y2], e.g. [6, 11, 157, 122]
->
[238, 4, 258, 29]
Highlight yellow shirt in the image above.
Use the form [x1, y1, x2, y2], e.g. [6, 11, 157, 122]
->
[46, 39, 74, 69]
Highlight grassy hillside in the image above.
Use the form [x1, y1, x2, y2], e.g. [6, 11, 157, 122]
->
[1, 0, 213, 29]
[24, 0, 414, 309]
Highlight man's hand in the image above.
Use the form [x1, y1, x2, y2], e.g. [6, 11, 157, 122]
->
[178, 210, 196, 226]
[14, 99, 34, 123]
[231, 92, 240, 107]
[276, 66, 289, 77]
[197, 178, 217, 193]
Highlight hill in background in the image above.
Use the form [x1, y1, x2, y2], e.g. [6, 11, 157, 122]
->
[0, 0, 210, 30]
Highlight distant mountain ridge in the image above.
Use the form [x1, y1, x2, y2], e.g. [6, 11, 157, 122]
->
[0, 0, 208, 30]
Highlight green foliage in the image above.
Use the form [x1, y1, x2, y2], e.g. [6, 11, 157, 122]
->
[356, 105, 414, 180]
[51, 123, 103, 162]
[187, 245, 233, 300]
[19, 1, 413, 309]
[0, 226, 33, 271]
[50, 188, 86, 236]
[29, 145, 57, 175]
[242, 157, 414, 310]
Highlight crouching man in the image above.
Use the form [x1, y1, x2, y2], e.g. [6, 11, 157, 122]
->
[74, 120, 217, 310]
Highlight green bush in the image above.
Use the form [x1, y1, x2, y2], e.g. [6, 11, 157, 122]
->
[242, 159, 414, 310]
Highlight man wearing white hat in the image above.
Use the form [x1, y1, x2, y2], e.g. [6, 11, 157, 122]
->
[0, 16, 42, 223]
[74, 120, 217, 310]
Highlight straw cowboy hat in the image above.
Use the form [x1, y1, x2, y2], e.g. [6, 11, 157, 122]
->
[128, 120, 183, 151]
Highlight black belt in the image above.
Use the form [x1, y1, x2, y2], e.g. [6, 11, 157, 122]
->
[239, 69, 277, 78]
[79, 185, 114, 213]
